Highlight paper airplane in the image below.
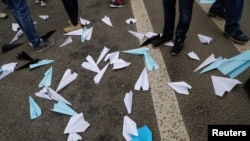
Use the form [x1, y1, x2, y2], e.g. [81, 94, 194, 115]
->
[211, 75, 242, 97]
[188, 51, 200, 61]
[10, 29, 24, 44]
[81, 55, 100, 73]
[134, 68, 149, 91]
[198, 34, 213, 44]
[200, 57, 226, 74]
[81, 26, 93, 42]
[123, 116, 138, 141]
[67, 133, 82, 141]
[60, 36, 72, 47]
[131, 125, 152, 141]
[80, 17, 90, 25]
[112, 59, 131, 70]
[123, 47, 148, 55]
[140, 34, 160, 47]
[39, 15, 49, 20]
[2, 43, 24, 52]
[164, 41, 174, 47]
[29, 96, 42, 120]
[64, 28, 83, 35]
[39, 66, 52, 87]
[12, 23, 20, 32]
[94, 63, 109, 84]
[96, 46, 110, 65]
[126, 18, 137, 24]
[64, 113, 90, 134]
[0, 62, 17, 80]
[194, 54, 216, 72]
[29, 60, 54, 69]
[124, 90, 133, 114]
[35, 87, 72, 105]
[144, 32, 158, 39]
[51, 100, 77, 116]
[128, 30, 144, 40]
[40, 30, 56, 40]
[104, 51, 120, 64]
[56, 69, 78, 92]
[102, 15, 113, 27]
[168, 81, 192, 95]
[217, 50, 250, 78]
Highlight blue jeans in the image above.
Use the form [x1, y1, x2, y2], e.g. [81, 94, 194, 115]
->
[4, 0, 41, 48]
[209, 0, 244, 32]
[162, 0, 194, 39]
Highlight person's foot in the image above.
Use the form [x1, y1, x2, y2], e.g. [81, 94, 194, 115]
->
[207, 11, 225, 20]
[224, 30, 249, 44]
[170, 38, 185, 56]
[152, 35, 173, 47]
[0, 12, 7, 19]
[110, 1, 125, 8]
[64, 23, 82, 33]
[34, 38, 55, 52]
[40, 1, 46, 7]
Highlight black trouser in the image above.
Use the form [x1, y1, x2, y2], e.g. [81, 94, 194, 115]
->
[61, 0, 78, 26]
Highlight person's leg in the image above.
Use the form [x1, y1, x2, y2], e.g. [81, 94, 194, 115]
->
[61, 0, 79, 26]
[4, 0, 41, 47]
[152, 0, 175, 47]
[171, 0, 194, 55]
[224, 0, 249, 43]
[208, 0, 226, 20]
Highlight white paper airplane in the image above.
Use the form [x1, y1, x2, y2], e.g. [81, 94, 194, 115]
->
[10, 29, 24, 44]
[104, 51, 120, 64]
[67, 133, 82, 141]
[39, 15, 49, 20]
[125, 18, 137, 24]
[112, 59, 131, 70]
[96, 46, 110, 65]
[81, 26, 93, 42]
[56, 69, 78, 92]
[0, 62, 17, 80]
[211, 75, 242, 97]
[35, 87, 72, 105]
[194, 54, 216, 72]
[188, 51, 200, 61]
[64, 113, 90, 134]
[164, 41, 174, 47]
[144, 32, 158, 39]
[64, 28, 83, 36]
[124, 90, 133, 114]
[128, 30, 144, 40]
[80, 17, 90, 25]
[102, 15, 113, 27]
[81, 55, 100, 73]
[134, 68, 149, 91]
[167, 81, 192, 95]
[198, 34, 213, 44]
[12, 23, 20, 32]
[123, 116, 138, 141]
[60, 36, 72, 47]
[51, 100, 77, 116]
[94, 63, 109, 84]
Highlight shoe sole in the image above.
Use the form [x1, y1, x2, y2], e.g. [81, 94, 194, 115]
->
[109, 5, 125, 8]
[207, 13, 224, 20]
[224, 32, 246, 44]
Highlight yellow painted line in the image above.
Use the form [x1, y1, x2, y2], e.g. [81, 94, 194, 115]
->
[130, 0, 190, 140]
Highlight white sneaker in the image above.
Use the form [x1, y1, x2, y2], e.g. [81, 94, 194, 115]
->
[40, 1, 46, 7]
[35, 0, 40, 3]
[0, 12, 7, 19]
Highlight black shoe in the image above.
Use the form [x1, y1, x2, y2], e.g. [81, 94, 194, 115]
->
[171, 38, 185, 56]
[152, 35, 173, 47]
[224, 30, 249, 44]
[207, 11, 225, 20]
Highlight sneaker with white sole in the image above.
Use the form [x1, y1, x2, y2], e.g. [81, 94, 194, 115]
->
[34, 38, 55, 52]
[110, 1, 125, 8]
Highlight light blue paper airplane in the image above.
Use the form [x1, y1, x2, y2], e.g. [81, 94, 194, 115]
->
[123, 47, 159, 71]
[217, 50, 250, 78]
[200, 0, 215, 4]
[39, 66, 53, 88]
[29, 60, 54, 69]
[81, 27, 88, 42]
[51, 100, 77, 116]
[29, 96, 42, 120]
[131, 125, 152, 141]
[200, 57, 226, 74]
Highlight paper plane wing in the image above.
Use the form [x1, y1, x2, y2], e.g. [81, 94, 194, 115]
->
[123, 47, 149, 55]
[81, 26, 93, 41]
[80, 17, 91, 25]
[56, 69, 78, 92]
[35, 87, 53, 100]
[67, 133, 82, 141]
[97, 46, 110, 64]
[29, 96, 42, 120]
[39, 66, 52, 87]
[123, 116, 138, 141]
[2, 43, 24, 52]
[144, 52, 159, 71]
[60, 36, 73, 47]
[10, 29, 24, 44]
[128, 30, 144, 40]
[64, 28, 83, 35]
[200, 57, 226, 74]
[188, 51, 200, 61]
[39, 15, 49, 20]
[164, 41, 174, 47]
[104, 51, 120, 64]
[64, 113, 90, 134]
[51, 100, 77, 116]
[211, 75, 242, 97]
[101, 15, 113, 27]
[81, 55, 100, 73]
[94, 63, 109, 84]
[112, 59, 131, 70]
[48, 87, 72, 105]
[198, 34, 213, 44]
[134, 68, 149, 91]
[29, 60, 54, 69]
[194, 54, 216, 72]
[124, 90, 133, 114]
[168, 81, 192, 95]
